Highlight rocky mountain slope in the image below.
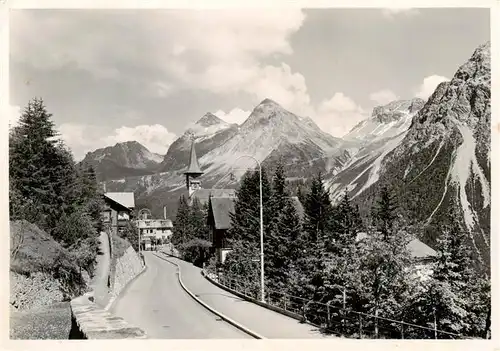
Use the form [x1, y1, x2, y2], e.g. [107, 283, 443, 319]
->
[99, 42, 490, 268]
[103, 99, 346, 218]
[351, 41, 491, 267]
[159, 112, 239, 172]
[80, 141, 163, 181]
[198, 98, 344, 184]
[325, 98, 426, 201]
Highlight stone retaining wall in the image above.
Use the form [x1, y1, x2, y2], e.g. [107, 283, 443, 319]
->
[70, 293, 146, 339]
[108, 246, 144, 302]
[69, 233, 146, 339]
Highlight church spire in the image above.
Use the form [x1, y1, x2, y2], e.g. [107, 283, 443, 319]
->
[185, 140, 203, 176]
[184, 139, 203, 199]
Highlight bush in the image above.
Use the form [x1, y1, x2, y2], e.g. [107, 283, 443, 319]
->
[120, 221, 139, 252]
[68, 236, 99, 278]
[52, 211, 96, 248]
[179, 238, 212, 267]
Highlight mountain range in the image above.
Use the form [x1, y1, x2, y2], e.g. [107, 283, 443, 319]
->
[80, 141, 162, 181]
[82, 41, 490, 266]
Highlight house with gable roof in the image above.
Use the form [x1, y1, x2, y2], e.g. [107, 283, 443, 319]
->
[102, 192, 136, 235]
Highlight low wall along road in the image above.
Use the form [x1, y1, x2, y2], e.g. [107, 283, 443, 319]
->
[69, 231, 147, 339]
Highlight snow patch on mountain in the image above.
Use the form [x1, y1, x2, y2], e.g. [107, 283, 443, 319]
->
[450, 118, 490, 237]
[353, 132, 408, 198]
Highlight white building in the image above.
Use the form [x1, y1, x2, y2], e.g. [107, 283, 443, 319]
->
[137, 218, 174, 243]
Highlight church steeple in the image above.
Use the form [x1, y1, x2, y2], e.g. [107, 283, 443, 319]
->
[184, 139, 204, 199]
[185, 139, 203, 175]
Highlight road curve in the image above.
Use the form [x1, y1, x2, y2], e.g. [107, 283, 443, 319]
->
[109, 251, 251, 339]
[164, 255, 334, 339]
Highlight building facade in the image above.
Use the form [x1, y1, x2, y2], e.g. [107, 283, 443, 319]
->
[137, 218, 174, 243]
[207, 196, 235, 264]
[102, 192, 136, 236]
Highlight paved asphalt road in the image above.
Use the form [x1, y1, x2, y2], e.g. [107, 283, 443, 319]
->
[109, 251, 251, 339]
[163, 254, 333, 339]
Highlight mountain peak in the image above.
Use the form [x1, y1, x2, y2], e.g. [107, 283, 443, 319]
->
[195, 112, 226, 127]
[371, 98, 425, 124]
[258, 98, 280, 106]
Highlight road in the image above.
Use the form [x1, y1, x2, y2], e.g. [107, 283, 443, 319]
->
[109, 251, 250, 339]
[164, 255, 332, 339]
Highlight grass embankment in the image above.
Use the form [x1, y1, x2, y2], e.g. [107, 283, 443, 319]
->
[10, 302, 72, 340]
[10, 220, 97, 339]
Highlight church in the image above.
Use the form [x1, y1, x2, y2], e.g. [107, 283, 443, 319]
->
[183, 140, 307, 264]
[183, 141, 236, 263]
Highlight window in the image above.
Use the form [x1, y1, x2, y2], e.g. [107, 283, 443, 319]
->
[118, 211, 129, 220]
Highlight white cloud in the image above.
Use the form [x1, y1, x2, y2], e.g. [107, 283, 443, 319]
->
[59, 123, 176, 161]
[11, 10, 307, 103]
[382, 8, 420, 18]
[10, 10, 375, 141]
[315, 93, 369, 137]
[103, 124, 177, 155]
[415, 75, 450, 99]
[369, 89, 399, 105]
[214, 108, 250, 125]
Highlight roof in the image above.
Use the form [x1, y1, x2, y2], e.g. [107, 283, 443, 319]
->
[355, 232, 437, 259]
[184, 141, 203, 175]
[191, 188, 236, 205]
[104, 192, 135, 209]
[209, 197, 236, 230]
[406, 238, 437, 259]
[289, 196, 305, 220]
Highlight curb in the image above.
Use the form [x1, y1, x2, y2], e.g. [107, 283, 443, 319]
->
[201, 270, 304, 320]
[152, 253, 264, 339]
[105, 255, 148, 311]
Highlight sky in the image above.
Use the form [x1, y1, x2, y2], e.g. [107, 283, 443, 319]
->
[8, 8, 490, 160]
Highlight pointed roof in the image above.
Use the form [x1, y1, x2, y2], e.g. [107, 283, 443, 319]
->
[104, 192, 135, 209]
[184, 141, 203, 175]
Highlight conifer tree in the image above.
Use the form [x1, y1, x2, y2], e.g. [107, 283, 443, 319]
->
[10, 98, 83, 234]
[404, 207, 488, 338]
[190, 197, 207, 240]
[354, 230, 413, 335]
[172, 195, 191, 247]
[298, 172, 335, 299]
[303, 172, 334, 243]
[225, 167, 271, 285]
[371, 185, 398, 240]
[265, 161, 303, 293]
[332, 190, 363, 245]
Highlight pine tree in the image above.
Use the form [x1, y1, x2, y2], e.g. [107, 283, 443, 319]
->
[353, 230, 413, 337]
[404, 209, 486, 338]
[297, 172, 335, 299]
[172, 195, 191, 247]
[371, 185, 398, 240]
[225, 167, 271, 286]
[332, 190, 363, 245]
[303, 172, 334, 243]
[190, 197, 207, 240]
[265, 161, 303, 293]
[10, 98, 84, 235]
